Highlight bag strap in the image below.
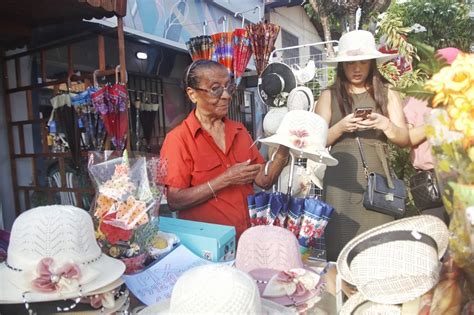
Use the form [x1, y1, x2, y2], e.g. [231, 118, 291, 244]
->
[355, 136, 369, 180]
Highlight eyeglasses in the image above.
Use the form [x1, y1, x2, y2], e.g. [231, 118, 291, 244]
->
[193, 82, 237, 98]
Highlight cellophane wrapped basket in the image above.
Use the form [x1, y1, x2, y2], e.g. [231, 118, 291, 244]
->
[88, 150, 166, 274]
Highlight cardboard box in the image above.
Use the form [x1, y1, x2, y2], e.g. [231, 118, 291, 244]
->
[159, 216, 236, 262]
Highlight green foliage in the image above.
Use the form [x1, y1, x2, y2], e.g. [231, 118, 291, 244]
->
[387, 0, 474, 51]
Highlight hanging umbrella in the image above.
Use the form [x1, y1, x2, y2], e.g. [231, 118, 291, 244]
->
[211, 31, 234, 74]
[246, 22, 280, 76]
[140, 101, 159, 150]
[91, 84, 129, 150]
[232, 28, 253, 85]
[185, 35, 215, 61]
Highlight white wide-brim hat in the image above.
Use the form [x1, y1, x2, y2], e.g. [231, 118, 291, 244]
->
[324, 30, 397, 64]
[340, 292, 402, 315]
[258, 62, 297, 107]
[287, 86, 314, 112]
[139, 264, 296, 314]
[259, 110, 338, 166]
[263, 106, 288, 137]
[0, 205, 125, 303]
[337, 215, 449, 304]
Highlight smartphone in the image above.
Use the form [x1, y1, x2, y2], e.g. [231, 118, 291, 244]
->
[354, 107, 373, 120]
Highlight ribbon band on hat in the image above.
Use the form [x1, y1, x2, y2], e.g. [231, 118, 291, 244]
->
[347, 230, 438, 267]
[262, 268, 320, 298]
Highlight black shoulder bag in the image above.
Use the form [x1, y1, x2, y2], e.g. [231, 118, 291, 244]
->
[356, 137, 406, 219]
[409, 169, 443, 210]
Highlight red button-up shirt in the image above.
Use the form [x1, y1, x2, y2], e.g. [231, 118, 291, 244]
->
[160, 110, 265, 237]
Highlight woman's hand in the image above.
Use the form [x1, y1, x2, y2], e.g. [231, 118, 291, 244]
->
[222, 160, 262, 186]
[356, 113, 390, 131]
[336, 113, 363, 133]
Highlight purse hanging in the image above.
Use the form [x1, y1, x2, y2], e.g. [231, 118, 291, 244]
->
[356, 137, 407, 219]
[409, 169, 443, 210]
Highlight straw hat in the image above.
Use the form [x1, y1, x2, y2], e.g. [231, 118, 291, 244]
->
[0, 205, 125, 303]
[287, 86, 314, 112]
[235, 226, 323, 311]
[139, 264, 295, 314]
[340, 292, 401, 315]
[278, 164, 312, 197]
[263, 106, 289, 137]
[291, 60, 316, 85]
[259, 110, 338, 166]
[337, 215, 449, 304]
[324, 30, 397, 64]
[258, 62, 297, 107]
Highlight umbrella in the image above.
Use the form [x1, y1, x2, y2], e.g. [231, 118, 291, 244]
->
[211, 31, 234, 74]
[246, 21, 280, 76]
[140, 101, 159, 151]
[185, 35, 215, 61]
[232, 28, 253, 85]
[91, 84, 129, 150]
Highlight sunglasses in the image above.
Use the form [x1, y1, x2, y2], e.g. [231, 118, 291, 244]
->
[193, 82, 237, 98]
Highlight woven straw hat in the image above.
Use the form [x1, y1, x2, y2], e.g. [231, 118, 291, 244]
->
[0, 205, 125, 303]
[258, 62, 297, 107]
[278, 164, 312, 196]
[263, 106, 289, 137]
[235, 226, 323, 310]
[259, 110, 338, 166]
[324, 30, 397, 64]
[340, 292, 401, 315]
[139, 264, 295, 314]
[337, 215, 449, 304]
[287, 86, 314, 112]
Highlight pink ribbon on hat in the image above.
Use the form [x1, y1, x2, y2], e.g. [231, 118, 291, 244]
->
[289, 129, 309, 148]
[262, 268, 320, 298]
[31, 257, 81, 292]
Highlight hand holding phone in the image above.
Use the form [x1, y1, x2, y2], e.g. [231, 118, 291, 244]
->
[353, 107, 373, 120]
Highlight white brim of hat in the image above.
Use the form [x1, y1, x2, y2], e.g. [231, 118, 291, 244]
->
[337, 215, 448, 286]
[259, 136, 338, 166]
[0, 254, 125, 303]
[322, 52, 398, 65]
[138, 297, 297, 314]
[341, 292, 401, 315]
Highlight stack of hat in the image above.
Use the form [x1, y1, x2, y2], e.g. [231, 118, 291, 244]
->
[235, 225, 324, 313]
[0, 205, 127, 314]
[336, 215, 449, 314]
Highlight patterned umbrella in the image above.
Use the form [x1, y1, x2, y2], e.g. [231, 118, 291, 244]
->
[246, 22, 280, 76]
[211, 31, 234, 74]
[185, 35, 214, 61]
[232, 28, 253, 85]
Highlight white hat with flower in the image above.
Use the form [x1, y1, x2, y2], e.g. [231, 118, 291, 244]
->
[259, 110, 338, 166]
[0, 205, 125, 304]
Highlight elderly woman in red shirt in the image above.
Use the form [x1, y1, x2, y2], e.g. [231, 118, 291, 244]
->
[160, 60, 289, 238]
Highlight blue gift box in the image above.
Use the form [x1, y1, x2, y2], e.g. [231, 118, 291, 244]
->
[158, 216, 236, 262]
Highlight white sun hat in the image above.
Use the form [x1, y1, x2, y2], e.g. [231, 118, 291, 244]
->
[278, 164, 312, 197]
[139, 264, 295, 314]
[340, 292, 402, 315]
[336, 215, 449, 305]
[291, 60, 317, 85]
[263, 106, 289, 137]
[324, 30, 397, 64]
[0, 205, 125, 304]
[287, 86, 314, 112]
[259, 110, 338, 166]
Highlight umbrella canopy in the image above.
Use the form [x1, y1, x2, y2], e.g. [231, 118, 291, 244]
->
[185, 35, 215, 61]
[232, 28, 253, 84]
[246, 21, 280, 76]
[211, 31, 234, 74]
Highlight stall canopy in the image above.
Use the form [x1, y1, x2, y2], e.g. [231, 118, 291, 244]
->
[0, 0, 126, 49]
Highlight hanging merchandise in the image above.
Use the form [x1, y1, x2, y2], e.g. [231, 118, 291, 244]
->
[91, 67, 129, 150]
[140, 101, 159, 151]
[232, 28, 253, 85]
[211, 27, 234, 74]
[185, 21, 215, 61]
[246, 21, 280, 76]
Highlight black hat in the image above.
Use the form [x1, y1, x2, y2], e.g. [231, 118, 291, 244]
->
[258, 62, 296, 107]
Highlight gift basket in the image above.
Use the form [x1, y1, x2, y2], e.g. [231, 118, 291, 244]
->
[88, 150, 167, 274]
[247, 152, 334, 250]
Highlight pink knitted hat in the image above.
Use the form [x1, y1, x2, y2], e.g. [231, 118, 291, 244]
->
[436, 47, 461, 65]
[235, 226, 323, 311]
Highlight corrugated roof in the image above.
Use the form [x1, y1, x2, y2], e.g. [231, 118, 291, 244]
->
[0, 0, 126, 49]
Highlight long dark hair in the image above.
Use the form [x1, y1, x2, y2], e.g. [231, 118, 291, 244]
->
[330, 59, 390, 117]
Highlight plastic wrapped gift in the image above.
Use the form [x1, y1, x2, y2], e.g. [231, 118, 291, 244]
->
[88, 150, 166, 274]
